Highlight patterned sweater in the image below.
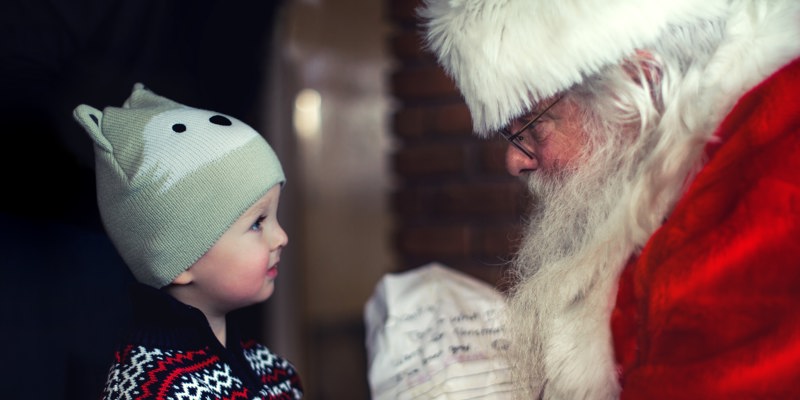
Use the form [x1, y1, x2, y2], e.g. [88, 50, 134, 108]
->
[102, 283, 303, 399]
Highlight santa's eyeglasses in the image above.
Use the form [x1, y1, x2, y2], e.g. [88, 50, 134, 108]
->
[497, 96, 563, 159]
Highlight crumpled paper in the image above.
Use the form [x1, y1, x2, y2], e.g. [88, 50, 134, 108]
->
[364, 262, 523, 399]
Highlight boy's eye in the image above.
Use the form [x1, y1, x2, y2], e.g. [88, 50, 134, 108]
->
[250, 216, 266, 231]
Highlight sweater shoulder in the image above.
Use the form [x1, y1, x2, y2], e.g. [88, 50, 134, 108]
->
[241, 340, 305, 399]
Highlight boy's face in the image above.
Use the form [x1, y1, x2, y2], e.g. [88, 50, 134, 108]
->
[178, 185, 287, 314]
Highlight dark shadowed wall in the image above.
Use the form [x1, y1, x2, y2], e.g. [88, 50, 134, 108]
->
[386, 0, 529, 290]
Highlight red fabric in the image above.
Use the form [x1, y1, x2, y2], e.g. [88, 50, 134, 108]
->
[612, 57, 800, 399]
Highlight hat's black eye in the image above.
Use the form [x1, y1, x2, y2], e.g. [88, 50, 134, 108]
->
[172, 123, 186, 133]
[210, 115, 232, 126]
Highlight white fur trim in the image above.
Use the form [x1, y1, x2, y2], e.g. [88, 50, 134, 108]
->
[419, 0, 729, 135]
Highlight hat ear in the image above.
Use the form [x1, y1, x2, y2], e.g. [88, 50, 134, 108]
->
[73, 104, 112, 153]
[123, 82, 181, 110]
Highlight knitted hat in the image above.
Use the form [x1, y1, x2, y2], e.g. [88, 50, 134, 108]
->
[418, 0, 728, 136]
[73, 83, 285, 288]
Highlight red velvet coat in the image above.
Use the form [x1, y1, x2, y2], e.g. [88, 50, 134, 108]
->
[612, 57, 800, 398]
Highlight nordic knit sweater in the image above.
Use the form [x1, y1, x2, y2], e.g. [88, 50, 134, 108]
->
[101, 283, 303, 399]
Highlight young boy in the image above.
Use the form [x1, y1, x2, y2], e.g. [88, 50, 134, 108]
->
[73, 83, 303, 399]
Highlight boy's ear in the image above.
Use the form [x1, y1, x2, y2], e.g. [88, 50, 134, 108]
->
[171, 270, 194, 286]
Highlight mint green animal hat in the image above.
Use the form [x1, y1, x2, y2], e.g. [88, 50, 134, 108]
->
[73, 83, 285, 288]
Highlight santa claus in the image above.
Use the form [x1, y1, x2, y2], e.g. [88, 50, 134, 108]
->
[418, 0, 800, 398]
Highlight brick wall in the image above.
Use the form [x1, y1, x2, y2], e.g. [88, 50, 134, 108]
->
[387, 0, 531, 291]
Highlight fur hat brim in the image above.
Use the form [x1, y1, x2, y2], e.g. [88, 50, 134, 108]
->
[418, 0, 727, 136]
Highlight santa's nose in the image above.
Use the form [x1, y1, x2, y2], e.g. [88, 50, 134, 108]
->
[505, 143, 537, 176]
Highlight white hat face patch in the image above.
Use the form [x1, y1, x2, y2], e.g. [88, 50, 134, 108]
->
[135, 107, 259, 192]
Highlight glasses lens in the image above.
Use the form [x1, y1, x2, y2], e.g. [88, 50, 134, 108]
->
[497, 96, 563, 160]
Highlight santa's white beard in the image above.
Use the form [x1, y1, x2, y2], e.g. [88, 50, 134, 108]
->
[504, 128, 643, 400]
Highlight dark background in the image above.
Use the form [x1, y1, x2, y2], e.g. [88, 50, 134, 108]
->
[0, 1, 283, 397]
